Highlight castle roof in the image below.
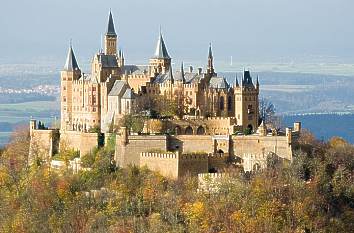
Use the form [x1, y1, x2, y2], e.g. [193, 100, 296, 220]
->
[63, 45, 80, 71]
[109, 80, 126, 96]
[106, 11, 117, 36]
[122, 65, 149, 75]
[209, 76, 229, 89]
[153, 31, 170, 59]
[96, 54, 118, 68]
[122, 88, 135, 99]
[153, 67, 174, 84]
[242, 70, 255, 88]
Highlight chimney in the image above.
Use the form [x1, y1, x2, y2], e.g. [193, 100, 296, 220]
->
[198, 67, 202, 75]
[189, 66, 193, 73]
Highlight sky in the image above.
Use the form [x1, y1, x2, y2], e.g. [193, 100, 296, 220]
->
[1, 0, 354, 67]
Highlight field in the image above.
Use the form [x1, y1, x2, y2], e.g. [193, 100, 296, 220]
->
[0, 100, 60, 146]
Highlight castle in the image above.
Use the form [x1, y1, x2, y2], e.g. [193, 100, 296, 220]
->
[29, 11, 301, 179]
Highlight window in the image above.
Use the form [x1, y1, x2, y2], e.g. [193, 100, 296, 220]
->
[227, 96, 232, 111]
[63, 96, 66, 102]
[219, 96, 224, 111]
[63, 86, 66, 91]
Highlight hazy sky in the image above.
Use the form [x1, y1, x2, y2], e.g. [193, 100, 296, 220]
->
[1, 0, 354, 65]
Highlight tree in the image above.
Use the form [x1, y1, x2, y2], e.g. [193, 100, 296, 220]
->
[118, 114, 145, 133]
[259, 97, 284, 131]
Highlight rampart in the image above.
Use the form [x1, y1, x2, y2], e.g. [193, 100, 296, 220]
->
[29, 120, 60, 162]
[139, 151, 209, 179]
[232, 134, 293, 161]
[115, 134, 168, 167]
[60, 130, 100, 156]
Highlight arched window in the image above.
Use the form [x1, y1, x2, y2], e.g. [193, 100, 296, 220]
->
[227, 96, 232, 111]
[219, 96, 224, 110]
[185, 126, 193, 135]
[174, 126, 182, 135]
[196, 126, 205, 135]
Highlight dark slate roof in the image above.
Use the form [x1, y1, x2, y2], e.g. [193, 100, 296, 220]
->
[242, 70, 254, 87]
[122, 65, 149, 75]
[174, 71, 184, 82]
[64, 46, 79, 71]
[122, 88, 135, 99]
[106, 11, 117, 36]
[108, 80, 126, 96]
[153, 32, 170, 59]
[184, 72, 202, 84]
[96, 54, 118, 68]
[153, 68, 174, 84]
[209, 76, 229, 89]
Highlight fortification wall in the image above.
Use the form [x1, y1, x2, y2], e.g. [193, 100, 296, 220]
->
[171, 135, 213, 153]
[232, 135, 292, 161]
[140, 152, 178, 178]
[139, 152, 209, 178]
[208, 153, 229, 171]
[205, 117, 236, 135]
[178, 153, 209, 177]
[60, 130, 99, 156]
[115, 135, 167, 167]
[30, 129, 60, 161]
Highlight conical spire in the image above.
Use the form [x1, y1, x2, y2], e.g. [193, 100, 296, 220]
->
[208, 43, 213, 59]
[207, 42, 214, 74]
[106, 10, 117, 36]
[256, 75, 260, 86]
[154, 29, 170, 59]
[181, 62, 185, 83]
[63, 43, 79, 71]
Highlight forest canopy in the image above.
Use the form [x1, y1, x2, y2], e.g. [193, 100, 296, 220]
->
[0, 128, 353, 233]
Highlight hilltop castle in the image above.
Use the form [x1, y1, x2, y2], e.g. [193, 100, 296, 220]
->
[30, 12, 301, 178]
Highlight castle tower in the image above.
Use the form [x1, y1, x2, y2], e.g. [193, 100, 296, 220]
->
[207, 43, 215, 75]
[234, 70, 259, 132]
[149, 29, 171, 76]
[104, 11, 117, 55]
[61, 44, 81, 130]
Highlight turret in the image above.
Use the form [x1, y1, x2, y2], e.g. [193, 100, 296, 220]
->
[61, 44, 81, 130]
[234, 70, 259, 133]
[149, 29, 171, 75]
[104, 11, 118, 55]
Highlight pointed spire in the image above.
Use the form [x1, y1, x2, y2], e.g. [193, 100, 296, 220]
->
[256, 75, 260, 86]
[181, 62, 185, 83]
[63, 43, 79, 71]
[166, 65, 174, 84]
[153, 28, 170, 59]
[207, 42, 214, 74]
[208, 42, 213, 59]
[106, 10, 117, 36]
[235, 74, 239, 87]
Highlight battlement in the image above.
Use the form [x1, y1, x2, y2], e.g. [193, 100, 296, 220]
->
[198, 172, 229, 179]
[140, 152, 177, 159]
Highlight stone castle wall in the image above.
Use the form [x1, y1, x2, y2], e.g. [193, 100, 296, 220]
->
[170, 135, 213, 153]
[59, 130, 99, 156]
[30, 128, 60, 161]
[140, 152, 179, 178]
[115, 135, 168, 167]
[232, 134, 292, 161]
[140, 152, 209, 179]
